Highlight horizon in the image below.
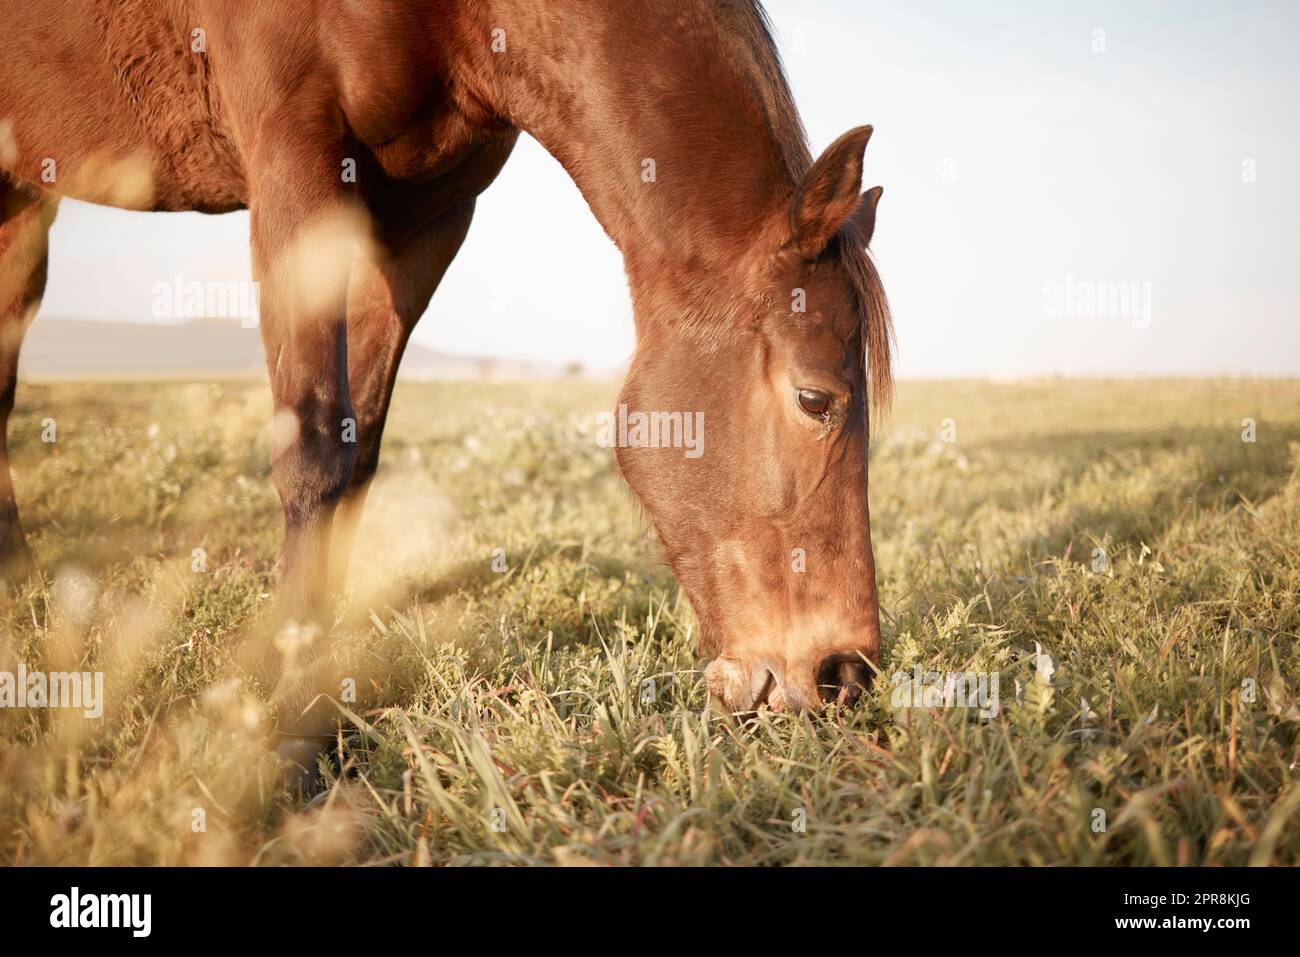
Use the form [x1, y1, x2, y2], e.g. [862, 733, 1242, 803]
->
[19, 316, 1296, 383]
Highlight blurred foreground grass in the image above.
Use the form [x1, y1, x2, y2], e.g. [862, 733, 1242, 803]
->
[1, 377, 1298, 865]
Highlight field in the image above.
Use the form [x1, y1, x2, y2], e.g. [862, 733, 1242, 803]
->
[1, 377, 1298, 866]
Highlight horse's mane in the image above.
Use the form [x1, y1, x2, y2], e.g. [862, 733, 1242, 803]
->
[719, 0, 895, 417]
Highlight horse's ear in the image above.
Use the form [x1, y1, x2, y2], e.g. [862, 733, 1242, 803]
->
[848, 185, 883, 247]
[789, 125, 874, 259]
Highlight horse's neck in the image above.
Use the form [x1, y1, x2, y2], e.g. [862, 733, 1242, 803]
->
[454, 0, 800, 279]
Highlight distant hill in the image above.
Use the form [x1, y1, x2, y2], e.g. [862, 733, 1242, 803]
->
[19, 318, 598, 381]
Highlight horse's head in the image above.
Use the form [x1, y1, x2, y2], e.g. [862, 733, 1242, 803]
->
[616, 126, 890, 714]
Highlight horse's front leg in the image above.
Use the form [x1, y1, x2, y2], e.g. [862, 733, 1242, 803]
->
[247, 96, 363, 791]
[249, 97, 359, 626]
[329, 199, 477, 596]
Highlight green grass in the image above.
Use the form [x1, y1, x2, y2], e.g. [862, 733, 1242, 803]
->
[1, 377, 1298, 865]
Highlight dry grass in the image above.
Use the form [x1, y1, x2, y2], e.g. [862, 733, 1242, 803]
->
[1, 377, 1298, 865]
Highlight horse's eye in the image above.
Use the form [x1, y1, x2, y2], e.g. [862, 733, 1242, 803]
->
[797, 388, 832, 418]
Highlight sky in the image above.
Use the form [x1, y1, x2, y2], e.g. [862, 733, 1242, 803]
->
[37, 0, 1300, 378]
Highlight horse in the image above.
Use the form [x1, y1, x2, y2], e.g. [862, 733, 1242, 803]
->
[0, 0, 893, 764]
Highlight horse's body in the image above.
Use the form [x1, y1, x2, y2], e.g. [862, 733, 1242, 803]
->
[1, 1, 892, 757]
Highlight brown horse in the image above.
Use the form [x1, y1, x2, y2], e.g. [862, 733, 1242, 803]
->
[0, 1, 892, 736]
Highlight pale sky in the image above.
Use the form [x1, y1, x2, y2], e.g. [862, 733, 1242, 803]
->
[38, 0, 1300, 377]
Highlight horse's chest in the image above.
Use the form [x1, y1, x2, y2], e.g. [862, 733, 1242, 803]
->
[333, 15, 512, 200]
[361, 112, 519, 215]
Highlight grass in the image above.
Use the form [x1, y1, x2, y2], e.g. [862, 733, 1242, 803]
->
[1, 376, 1298, 865]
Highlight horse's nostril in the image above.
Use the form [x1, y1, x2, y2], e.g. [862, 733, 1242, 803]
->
[815, 654, 873, 706]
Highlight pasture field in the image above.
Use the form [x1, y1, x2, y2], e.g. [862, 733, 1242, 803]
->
[1, 377, 1298, 866]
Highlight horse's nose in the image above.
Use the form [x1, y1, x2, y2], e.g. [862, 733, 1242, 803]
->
[815, 653, 873, 706]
